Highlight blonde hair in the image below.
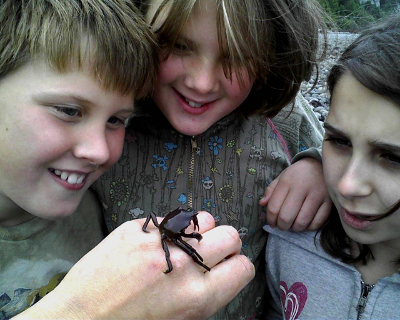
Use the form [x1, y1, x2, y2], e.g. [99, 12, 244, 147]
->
[138, 0, 328, 116]
[0, 0, 158, 98]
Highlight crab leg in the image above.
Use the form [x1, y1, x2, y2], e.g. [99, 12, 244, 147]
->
[172, 238, 211, 272]
[142, 212, 160, 233]
[161, 234, 174, 273]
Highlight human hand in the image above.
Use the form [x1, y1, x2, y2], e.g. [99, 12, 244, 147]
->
[15, 211, 254, 320]
[259, 157, 332, 231]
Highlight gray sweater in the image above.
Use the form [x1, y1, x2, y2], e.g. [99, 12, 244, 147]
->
[264, 225, 400, 320]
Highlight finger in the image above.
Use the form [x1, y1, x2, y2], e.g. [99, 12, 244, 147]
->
[306, 200, 332, 231]
[202, 255, 255, 318]
[266, 182, 289, 228]
[290, 192, 331, 232]
[275, 190, 308, 231]
[259, 177, 279, 206]
[186, 211, 216, 234]
[174, 225, 242, 273]
[192, 225, 242, 268]
[287, 197, 318, 232]
[154, 224, 241, 274]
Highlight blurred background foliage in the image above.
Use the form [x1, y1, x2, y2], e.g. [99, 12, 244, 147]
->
[318, 0, 399, 31]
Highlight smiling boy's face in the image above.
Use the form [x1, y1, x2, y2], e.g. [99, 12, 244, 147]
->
[0, 58, 134, 226]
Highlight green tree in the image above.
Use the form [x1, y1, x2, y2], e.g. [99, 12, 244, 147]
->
[318, 0, 399, 31]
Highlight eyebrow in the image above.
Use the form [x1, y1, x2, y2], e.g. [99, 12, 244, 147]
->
[33, 92, 134, 113]
[324, 122, 400, 153]
[372, 140, 400, 154]
[323, 122, 347, 137]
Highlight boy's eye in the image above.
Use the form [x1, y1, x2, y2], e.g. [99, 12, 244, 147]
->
[53, 106, 81, 118]
[107, 116, 126, 127]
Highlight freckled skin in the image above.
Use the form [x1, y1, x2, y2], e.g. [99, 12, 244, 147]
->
[142, 207, 211, 273]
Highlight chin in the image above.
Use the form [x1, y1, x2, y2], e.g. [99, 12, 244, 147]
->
[42, 201, 81, 220]
[171, 123, 210, 136]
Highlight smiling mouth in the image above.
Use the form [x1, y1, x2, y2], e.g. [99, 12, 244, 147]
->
[50, 169, 86, 185]
[184, 98, 205, 108]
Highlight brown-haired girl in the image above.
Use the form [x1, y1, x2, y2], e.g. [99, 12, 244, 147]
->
[265, 14, 400, 319]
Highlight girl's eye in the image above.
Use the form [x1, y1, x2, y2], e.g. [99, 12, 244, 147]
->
[381, 153, 400, 166]
[173, 42, 190, 53]
[324, 136, 351, 148]
[53, 106, 82, 118]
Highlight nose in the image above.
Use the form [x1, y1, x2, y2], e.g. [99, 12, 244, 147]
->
[72, 126, 110, 165]
[184, 58, 220, 94]
[337, 156, 372, 199]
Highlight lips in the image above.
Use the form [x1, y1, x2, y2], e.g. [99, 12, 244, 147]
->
[173, 89, 215, 116]
[340, 207, 373, 230]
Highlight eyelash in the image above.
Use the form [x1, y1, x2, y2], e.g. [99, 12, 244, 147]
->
[172, 42, 190, 55]
[52, 106, 126, 128]
[325, 135, 400, 168]
[381, 153, 400, 166]
[324, 136, 351, 148]
[53, 106, 82, 118]
[107, 116, 126, 127]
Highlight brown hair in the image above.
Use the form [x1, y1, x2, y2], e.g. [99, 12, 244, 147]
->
[0, 0, 158, 98]
[319, 14, 400, 265]
[137, 0, 328, 117]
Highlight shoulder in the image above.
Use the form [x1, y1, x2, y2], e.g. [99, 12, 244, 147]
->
[272, 94, 323, 134]
[263, 224, 346, 268]
[264, 224, 319, 253]
[267, 93, 324, 157]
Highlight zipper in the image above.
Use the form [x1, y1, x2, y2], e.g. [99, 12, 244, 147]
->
[188, 136, 198, 209]
[356, 280, 374, 320]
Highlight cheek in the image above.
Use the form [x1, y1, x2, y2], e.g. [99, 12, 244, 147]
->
[377, 179, 400, 210]
[322, 148, 339, 194]
[9, 117, 69, 163]
[105, 129, 126, 168]
[224, 72, 254, 103]
[157, 55, 183, 86]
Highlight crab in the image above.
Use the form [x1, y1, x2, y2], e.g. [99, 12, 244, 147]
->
[142, 207, 211, 273]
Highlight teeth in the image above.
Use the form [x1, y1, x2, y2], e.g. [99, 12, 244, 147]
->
[67, 174, 78, 184]
[77, 175, 85, 184]
[53, 169, 86, 185]
[185, 98, 204, 108]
